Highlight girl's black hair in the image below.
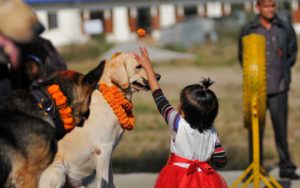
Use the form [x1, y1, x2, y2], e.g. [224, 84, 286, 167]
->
[180, 78, 219, 133]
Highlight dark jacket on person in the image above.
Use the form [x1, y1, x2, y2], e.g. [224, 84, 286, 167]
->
[0, 36, 67, 99]
[238, 15, 297, 93]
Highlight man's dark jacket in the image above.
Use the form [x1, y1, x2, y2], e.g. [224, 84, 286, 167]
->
[238, 15, 297, 91]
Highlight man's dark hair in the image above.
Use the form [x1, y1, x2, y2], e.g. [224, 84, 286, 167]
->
[180, 78, 219, 133]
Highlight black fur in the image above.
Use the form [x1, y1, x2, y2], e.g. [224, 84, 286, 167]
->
[0, 148, 12, 186]
[0, 90, 57, 187]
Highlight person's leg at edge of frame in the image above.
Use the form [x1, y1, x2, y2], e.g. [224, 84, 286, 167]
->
[268, 91, 300, 179]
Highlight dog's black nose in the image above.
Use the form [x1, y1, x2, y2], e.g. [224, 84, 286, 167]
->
[33, 22, 45, 35]
[155, 73, 161, 81]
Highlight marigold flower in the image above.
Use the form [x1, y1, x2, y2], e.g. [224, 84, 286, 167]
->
[48, 84, 60, 94]
[59, 106, 72, 115]
[99, 83, 135, 130]
[48, 84, 75, 132]
[137, 28, 146, 37]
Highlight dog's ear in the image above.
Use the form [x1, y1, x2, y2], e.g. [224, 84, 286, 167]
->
[110, 57, 129, 89]
[82, 60, 105, 89]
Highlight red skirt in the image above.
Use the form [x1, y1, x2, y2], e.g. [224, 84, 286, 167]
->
[154, 154, 228, 188]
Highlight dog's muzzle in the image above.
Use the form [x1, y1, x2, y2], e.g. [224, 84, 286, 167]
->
[132, 73, 161, 90]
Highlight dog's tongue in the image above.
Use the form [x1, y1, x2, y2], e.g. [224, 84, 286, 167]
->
[0, 34, 19, 70]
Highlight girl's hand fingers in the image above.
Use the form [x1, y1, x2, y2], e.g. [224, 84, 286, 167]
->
[139, 47, 144, 57]
[140, 47, 148, 59]
[134, 53, 142, 63]
[141, 47, 146, 58]
[133, 52, 139, 58]
[143, 47, 149, 58]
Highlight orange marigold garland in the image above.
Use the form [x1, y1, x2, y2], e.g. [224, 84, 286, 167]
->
[99, 83, 135, 130]
[47, 84, 75, 132]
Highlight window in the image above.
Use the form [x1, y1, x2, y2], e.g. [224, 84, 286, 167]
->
[48, 12, 58, 30]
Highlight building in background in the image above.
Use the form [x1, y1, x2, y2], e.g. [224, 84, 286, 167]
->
[25, 0, 299, 46]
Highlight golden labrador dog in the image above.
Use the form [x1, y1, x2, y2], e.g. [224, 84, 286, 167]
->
[39, 52, 160, 188]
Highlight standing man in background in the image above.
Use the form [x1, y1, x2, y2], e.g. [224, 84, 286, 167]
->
[238, 0, 299, 179]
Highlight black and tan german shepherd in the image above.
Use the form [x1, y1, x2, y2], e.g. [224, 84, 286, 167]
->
[0, 61, 105, 188]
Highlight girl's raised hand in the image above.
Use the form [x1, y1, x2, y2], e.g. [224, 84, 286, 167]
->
[134, 46, 160, 91]
[134, 47, 154, 73]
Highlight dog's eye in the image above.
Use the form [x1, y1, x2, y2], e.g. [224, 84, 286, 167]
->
[136, 65, 142, 69]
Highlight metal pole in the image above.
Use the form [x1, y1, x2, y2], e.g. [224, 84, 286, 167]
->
[252, 98, 260, 188]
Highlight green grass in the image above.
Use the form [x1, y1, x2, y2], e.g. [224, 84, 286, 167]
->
[191, 38, 239, 67]
[163, 43, 188, 53]
[133, 103, 157, 114]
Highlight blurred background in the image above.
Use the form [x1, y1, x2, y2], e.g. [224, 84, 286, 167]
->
[26, 0, 300, 173]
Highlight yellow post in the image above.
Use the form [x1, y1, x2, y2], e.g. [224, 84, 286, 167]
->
[230, 34, 283, 188]
[252, 98, 260, 188]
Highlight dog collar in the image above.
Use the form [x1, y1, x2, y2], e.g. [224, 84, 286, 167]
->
[31, 84, 75, 139]
[31, 86, 66, 140]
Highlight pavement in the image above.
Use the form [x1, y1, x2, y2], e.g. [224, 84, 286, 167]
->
[113, 168, 300, 188]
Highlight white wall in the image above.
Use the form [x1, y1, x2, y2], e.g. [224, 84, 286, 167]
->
[106, 6, 134, 42]
[159, 4, 176, 28]
[36, 9, 89, 46]
[206, 2, 222, 18]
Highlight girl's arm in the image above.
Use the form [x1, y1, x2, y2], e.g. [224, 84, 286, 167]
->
[211, 136, 227, 168]
[152, 89, 181, 132]
[134, 47, 180, 132]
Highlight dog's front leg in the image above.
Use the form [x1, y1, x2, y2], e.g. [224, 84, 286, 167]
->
[108, 159, 115, 188]
[38, 157, 67, 188]
[95, 144, 113, 188]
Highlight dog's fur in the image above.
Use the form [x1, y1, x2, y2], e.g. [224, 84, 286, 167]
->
[0, 0, 43, 65]
[0, 0, 42, 43]
[0, 61, 105, 188]
[39, 52, 160, 188]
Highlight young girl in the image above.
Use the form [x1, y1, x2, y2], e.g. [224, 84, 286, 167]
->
[134, 47, 228, 188]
